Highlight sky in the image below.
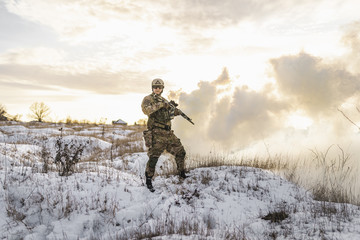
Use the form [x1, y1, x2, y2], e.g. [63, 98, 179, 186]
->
[1, 0, 360, 155]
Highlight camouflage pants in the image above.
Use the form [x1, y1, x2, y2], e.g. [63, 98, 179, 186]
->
[144, 128, 186, 178]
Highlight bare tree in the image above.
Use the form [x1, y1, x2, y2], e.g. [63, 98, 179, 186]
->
[29, 102, 51, 122]
[0, 104, 8, 121]
[9, 114, 22, 122]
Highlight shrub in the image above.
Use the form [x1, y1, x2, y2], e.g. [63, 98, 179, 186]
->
[39, 136, 51, 173]
[54, 136, 88, 176]
[0, 104, 8, 121]
[262, 210, 289, 223]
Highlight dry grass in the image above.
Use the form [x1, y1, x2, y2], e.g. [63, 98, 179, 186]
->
[308, 145, 358, 205]
[186, 152, 291, 172]
[187, 148, 360, 206]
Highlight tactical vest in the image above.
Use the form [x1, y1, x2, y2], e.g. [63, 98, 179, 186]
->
[148, 95, 171, 130]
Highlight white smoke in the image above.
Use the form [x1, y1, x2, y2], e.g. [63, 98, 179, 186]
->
[172, 23, 360, 158]
[172, 68, 289, 154]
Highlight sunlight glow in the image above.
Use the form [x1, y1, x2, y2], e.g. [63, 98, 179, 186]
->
[287, 114, 313, 129]
[2, 0, 360, 127]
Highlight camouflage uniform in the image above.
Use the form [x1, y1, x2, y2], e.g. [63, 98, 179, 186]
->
[141, 93, 186, 178]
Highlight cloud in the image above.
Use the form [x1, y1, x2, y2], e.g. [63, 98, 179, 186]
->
[0, 46, 161, 95]
[341, 21, 360, 74]
[4, 0, 153, 42]
[160, 0, 325, 30]
[270, 51, 360, 118]
[0, 63, 156, 94]
[4, 0, 322, 43]
[0, 47, 66, 65]
[0, 79, 54, 91]
[342, 21, 360, 52]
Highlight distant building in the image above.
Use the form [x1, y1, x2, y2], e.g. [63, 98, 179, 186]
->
[112, 119, 127, 125]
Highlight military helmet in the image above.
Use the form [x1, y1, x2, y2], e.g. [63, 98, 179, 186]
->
[152, 78, 165, 89]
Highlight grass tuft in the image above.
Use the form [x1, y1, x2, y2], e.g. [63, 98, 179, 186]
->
[262, 210, 289, 223]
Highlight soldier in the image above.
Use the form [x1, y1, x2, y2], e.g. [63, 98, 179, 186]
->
[141, 78, 187, 192]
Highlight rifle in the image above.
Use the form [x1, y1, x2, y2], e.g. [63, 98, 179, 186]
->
[155, 95, 195, 125]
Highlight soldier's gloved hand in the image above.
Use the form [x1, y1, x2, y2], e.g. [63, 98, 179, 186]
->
[163, 101, 171, 109]
[169, 100, 178, 107]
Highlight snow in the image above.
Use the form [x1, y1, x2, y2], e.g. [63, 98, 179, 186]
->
[0, 123, 360, 239]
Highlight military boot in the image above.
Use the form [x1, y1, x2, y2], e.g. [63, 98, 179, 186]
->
[145, 173, 155, 192]
[179, 170, 188, 179]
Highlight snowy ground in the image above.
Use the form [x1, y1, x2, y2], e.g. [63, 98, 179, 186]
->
[1, 122, 360, 239]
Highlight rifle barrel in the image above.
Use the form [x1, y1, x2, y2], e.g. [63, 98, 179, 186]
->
[160, 97, 194, 125]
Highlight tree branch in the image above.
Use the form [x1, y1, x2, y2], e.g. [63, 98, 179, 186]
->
[337, 108, 360, 131]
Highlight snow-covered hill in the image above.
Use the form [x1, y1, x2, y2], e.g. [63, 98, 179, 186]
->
[1, 122, 360, 239]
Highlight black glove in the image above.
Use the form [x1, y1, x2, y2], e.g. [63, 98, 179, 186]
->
[169, 100, 178, 107]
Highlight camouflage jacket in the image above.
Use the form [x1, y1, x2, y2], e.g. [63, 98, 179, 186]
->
[141, 93, 178, 130]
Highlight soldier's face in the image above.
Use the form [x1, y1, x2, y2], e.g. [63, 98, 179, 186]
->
[152, 86, 163, 95]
